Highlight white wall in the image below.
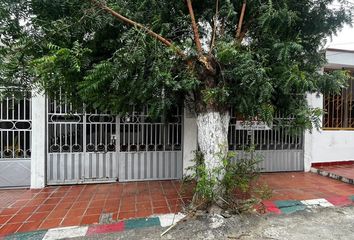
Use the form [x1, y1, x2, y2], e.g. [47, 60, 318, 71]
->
[305, 93, 354, 170]
[182, 108, 198, 176]
[305, 49, 354, 170]
[30, 93, 46, 188]
[326, 49, 354, 69]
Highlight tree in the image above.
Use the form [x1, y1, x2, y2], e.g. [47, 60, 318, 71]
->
[1, 0, 352, 197]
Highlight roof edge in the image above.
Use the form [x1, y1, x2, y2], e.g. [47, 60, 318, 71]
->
[326, 48, 354, 54]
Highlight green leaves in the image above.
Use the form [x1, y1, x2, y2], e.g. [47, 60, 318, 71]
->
[31, 41, 91, 105]
[187, 148, 262, 206]
[258, 0, 300, 34]
[315, 70, 350, 95]
[0, 0, 353, 131]
[215, 41, 273, 119]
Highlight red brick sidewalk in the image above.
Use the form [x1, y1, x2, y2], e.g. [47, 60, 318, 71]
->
[1, 172, 354, 236]
[0, 181, 192, 236]
[315, 163, 354, 181]
[260, 172, 354, 201]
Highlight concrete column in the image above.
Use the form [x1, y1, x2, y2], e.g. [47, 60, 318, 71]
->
[304, 93, 323, 172]
[183, 108, 198, 176]
[31, 92, 46, 188]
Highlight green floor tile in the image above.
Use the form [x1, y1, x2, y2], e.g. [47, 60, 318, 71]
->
[124, 217, 161, 230]
[280, 205, 307, 214]
[275, 200, 303, 208]
[5, 230, 47, 240]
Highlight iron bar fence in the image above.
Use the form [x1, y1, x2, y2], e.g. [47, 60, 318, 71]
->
[323, 77, 354, 129]
[0, 93, 32, 159]
[228, 110, 303, 151]
[47, 97, 182, 154]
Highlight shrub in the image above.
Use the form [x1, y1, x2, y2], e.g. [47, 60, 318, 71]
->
[185, 147, 272, 212]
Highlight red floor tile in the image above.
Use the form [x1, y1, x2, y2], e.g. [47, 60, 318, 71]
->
[260, 172, 354, 201]
[36, 204, 56, 213]
[120, 202, 136, 212]
[135, 209, 153, 218]
[46, 210, 68, 220]
[18, 206, 39, 214]
[43, 198, 62, 205]
[85, 208, 102, 216]
[10, 200, 29, 208]
[0, 208, 19, 216]
[66, 209, 86, 218]
[61, 217, 82, 227]
[1, 175, 351, 236]
[27, 212, 49, 222]
[56, 202, 72, 210]
[152, 200, 168, 208]
[71, 201, 90, 209]
[136, 195, 151, 203]
[318, 164, 354, 180]
[17, 221, 41, 233]
[117, 211, 136, 220]
[39, 218, 62, 230]
[89, 200, 105, 207]
[0, 223, 22, 235]
[153, 207, 171, 215]
[81, 214, 100, 225]
[136, 202, 152, 211]
[0, 216, 11, 225]
[7, 214, 31, 224]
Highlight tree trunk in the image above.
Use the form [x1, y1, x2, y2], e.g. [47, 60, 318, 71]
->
[196, 111, 230, 183]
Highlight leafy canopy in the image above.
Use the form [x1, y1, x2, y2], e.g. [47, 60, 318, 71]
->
[0, 0, 353, 127]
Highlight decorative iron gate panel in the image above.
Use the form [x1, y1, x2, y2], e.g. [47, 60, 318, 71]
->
[47, 98, 183, 185]
[119, 149, 182, 181]
[118, 110, 182, 181]
[0, 94, 31, 188]
[229, 113, 304, 172]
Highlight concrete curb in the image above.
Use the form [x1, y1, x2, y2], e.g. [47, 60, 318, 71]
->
[2, 213, 186, 240]
[263, 195, 354, 215]
[310, 167, 354, 185]
[3, 194, 354, 239]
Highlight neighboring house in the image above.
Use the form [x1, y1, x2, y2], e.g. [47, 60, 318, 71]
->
[305, 48, 354, 170]
[0, 48, 353, 189]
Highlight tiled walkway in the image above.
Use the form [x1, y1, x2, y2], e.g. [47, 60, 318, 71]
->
[260, 172, 354, 201]
[0, 181, 193, 236]
[315, 164, 354, 181]
[1, 172, 354, 236]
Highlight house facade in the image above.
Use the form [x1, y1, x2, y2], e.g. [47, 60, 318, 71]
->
[0, 48, 353, 189]
[305, 48, 354, 170]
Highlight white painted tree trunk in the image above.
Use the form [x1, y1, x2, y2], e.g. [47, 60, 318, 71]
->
[196, 111, 230, 182]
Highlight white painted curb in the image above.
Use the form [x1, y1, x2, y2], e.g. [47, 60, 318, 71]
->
[42, 226, 88, 240]
[301, 198, 334, 208]
[157, 213, 186, 227]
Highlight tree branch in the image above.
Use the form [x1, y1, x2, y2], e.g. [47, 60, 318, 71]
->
[186, 0, 203, 55]
[236, 0, 247, 42]
[89, 0, 186, 58]
[209, 0, 219, 54]
[237, 17, 253, 44]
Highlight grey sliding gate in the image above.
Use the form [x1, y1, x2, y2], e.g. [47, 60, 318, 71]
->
[229, 112, 304, 172]
[47, 98, 183, 185]
[0, 93, 31, 188]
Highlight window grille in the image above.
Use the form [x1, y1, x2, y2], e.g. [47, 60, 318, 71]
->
[323, 73, 354, 129]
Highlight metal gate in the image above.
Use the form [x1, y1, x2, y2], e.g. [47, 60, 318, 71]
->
[0, 93, 31, 188]
[229, 113, 304, 172]
[46, 98, 183, 185]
